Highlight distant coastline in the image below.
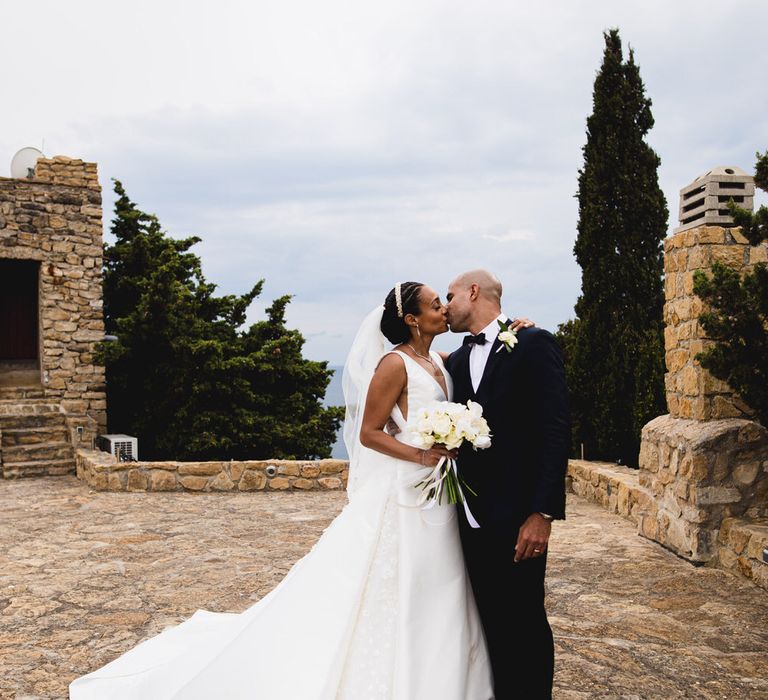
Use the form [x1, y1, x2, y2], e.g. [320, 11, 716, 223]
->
[324, 366, 347, 459]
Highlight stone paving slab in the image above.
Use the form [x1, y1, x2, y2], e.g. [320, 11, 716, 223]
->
[1, 476, 766, 699]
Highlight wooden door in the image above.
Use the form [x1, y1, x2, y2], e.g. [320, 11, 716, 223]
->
[0, 260, 39, 360]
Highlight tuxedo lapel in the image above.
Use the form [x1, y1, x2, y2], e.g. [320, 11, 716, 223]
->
[450, 344, 474, 401]
[476, 336, 504, 394]
[452, 318, 516, 401]
[475, 319, 520, 399]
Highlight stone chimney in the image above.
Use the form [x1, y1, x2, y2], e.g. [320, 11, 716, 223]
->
[637, 168, 768, 562]
[663, 226, 764, 422]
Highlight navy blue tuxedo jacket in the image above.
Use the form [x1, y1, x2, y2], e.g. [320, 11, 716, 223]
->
[446, 326, 570, 530]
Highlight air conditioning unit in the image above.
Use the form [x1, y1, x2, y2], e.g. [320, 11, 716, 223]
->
[96, 434, 139, 461]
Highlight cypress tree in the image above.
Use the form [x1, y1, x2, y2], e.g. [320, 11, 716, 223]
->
[566, 29, 668, 466]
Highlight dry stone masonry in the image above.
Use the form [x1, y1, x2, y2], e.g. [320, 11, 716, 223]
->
[637, 216, 768, 571]
[662, 225, 765, 422]
[638, 414, 767, 561]
[566, 459, 654, 525]
[0, 156, 106, 477]
[75, 448, 349, 492]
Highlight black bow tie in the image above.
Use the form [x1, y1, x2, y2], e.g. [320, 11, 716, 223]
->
[463, 332, 487, 347]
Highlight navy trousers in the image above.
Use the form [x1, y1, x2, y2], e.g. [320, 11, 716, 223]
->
[459, 517, 555, 700]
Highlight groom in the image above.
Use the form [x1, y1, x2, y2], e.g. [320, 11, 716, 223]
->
[445, 269, 569, 700]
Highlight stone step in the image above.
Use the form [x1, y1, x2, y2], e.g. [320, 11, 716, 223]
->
[1, 441, 74, 463]
[0, 386, 46, 401]
[1, 425, 69, 446]
[1, 458, 76, 478]
[0, 369, 41, 388]
[0, 400, 62, 417]
[0, 412, 66, 430]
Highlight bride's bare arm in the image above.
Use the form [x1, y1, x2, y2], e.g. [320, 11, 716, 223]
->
[359, 354, 454, 468]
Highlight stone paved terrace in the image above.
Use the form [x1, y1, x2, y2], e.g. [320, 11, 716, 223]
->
[1, 477, 767, 700]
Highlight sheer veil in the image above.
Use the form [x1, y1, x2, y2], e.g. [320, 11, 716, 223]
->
[342, 305, 390, 497]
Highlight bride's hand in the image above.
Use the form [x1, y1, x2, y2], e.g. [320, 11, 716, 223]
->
[419, 446, 458, 467]
[509, 317, 535, 330]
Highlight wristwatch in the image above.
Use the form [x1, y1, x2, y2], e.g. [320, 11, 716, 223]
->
[538, 512, 554, 521]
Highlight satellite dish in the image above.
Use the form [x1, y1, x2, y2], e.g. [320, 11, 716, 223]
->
[11, 147, 44, 179]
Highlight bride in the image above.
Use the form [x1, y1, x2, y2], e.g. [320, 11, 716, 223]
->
[70, 281, 495, 699]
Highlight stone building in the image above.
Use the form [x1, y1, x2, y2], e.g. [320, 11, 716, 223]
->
[0, 156, 106, 477]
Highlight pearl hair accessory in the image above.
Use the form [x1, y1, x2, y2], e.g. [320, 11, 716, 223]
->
[395, 282, 404, 318]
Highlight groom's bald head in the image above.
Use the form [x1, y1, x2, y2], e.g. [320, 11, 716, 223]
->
[446, 269, 503, 333]
[450, 269, 503, 305]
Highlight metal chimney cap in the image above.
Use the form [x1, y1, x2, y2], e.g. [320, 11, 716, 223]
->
[675, 165, 755, 233]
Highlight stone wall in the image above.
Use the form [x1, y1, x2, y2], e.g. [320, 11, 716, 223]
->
[75, 448, 349, 492]
[639, 415, 767, 561]
[0, 156, 106, 451]
[637, 224, 768, 563]
[566, 457, 768, 591]
[566, 459, 653, 524]
[716, 517, 768, 590]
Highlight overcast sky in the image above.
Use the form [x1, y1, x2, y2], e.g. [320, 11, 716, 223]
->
[2, 0, 767, 364]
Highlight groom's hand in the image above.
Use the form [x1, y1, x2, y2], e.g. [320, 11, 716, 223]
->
[513, 513, 551, 562]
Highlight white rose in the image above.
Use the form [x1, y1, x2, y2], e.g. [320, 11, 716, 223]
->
[431, 413, 452, 437]
[444, 402, 466, 419]
[416, 418, 432, 434]
[466, 400, 484, 418]
[498, 330, 517, 347]
[472, 417, 490, 435]
[454, 416, 475, 438]
[472, 434, 492, 450]
[443, 431, 464, 450]
[417, 433, 436, 449]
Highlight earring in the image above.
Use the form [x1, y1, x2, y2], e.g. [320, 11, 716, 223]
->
[416, 324, 421, 338]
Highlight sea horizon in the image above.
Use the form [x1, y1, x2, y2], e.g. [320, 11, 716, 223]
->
[324, 365, 347, 460]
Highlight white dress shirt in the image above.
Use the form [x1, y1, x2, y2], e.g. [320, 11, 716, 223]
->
[469, 313, 508, 392]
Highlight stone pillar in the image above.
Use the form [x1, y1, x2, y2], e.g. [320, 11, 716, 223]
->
[663, 225, 762, 421]
[638, 224, 768, 562]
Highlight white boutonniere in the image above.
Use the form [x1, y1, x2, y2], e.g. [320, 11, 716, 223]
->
[495, 319, 518, 353]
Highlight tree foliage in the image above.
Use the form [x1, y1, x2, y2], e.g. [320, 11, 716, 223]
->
[560, 29, 668, 466]
[693, 150, 768, 426]
[728, 150, 768, 245]
[97, 181, 343, 460]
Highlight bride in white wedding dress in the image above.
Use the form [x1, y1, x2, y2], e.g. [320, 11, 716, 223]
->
[70, 282, 493, 700]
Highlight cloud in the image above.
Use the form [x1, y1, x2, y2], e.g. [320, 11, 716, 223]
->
[482, 230, 534, 243]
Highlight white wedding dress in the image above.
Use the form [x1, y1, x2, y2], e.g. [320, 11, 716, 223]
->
[70, 313, 493, 699]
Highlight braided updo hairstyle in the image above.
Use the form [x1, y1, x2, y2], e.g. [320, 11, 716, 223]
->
[380, 281, 424, 345]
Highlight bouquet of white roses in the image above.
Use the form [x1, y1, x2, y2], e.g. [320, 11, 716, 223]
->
[407, 400, 491, 527]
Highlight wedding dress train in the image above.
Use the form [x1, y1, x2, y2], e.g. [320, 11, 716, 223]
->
[70, 348, 493, 699]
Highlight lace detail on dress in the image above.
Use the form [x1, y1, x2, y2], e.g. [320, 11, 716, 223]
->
[336, 494, 399, 699]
